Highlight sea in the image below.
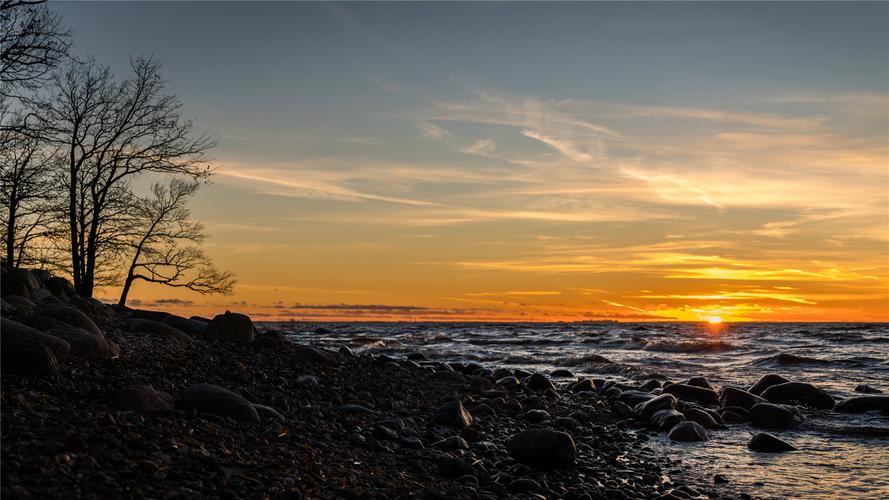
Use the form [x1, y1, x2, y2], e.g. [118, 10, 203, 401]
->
[267, 321, 889, 499]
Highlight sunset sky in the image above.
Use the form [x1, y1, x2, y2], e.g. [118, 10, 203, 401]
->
[56, 2, 888, 322]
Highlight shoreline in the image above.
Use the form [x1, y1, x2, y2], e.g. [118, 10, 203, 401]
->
[1, 272, 744, 499]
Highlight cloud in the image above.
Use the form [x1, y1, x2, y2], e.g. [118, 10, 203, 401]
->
[460, 138, 497, 156]
[416, 121, 452, 139]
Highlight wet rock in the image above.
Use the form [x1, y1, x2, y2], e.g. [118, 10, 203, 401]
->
[0, 318, 68, 375]
[747, 432, 796, 452]
[686, 376, 714, 389]
[720, 387, 766, 410]
[526, 373, 556, 391]
[662, 384, 719, 406]
[491, 368, 512, 380]
[204, 311, 254, 344]
[651, 409, 685, 430]
[667, 421, 709, 442]
[619, 390, 655, 407]
[178, 383, 259, 423]
[469, 376, 493, 393]
[749, 403, 803, 429]
[114, 385, 175, 412]
[128, 319, 194, 344]
[748, 374, 791, 395]
[835, 396, 889, 414]
[636, 393, 677, 420]
[496, 376, 521, 389]
[612, 401, 635, 418]
[640, 379, 661, 391]
[761, 382, 835, 410]
[721, 410, 746, 424]
[854, 384, 883, 395]
[508, 428, 576, 467]
[338, 345, 354, 357]
[432, 400, 473, 428]
[684, 408, 723, 429]
[550, 369, 574, 378]
[513, 368, 532, 379]
[570, 378, 595, 392]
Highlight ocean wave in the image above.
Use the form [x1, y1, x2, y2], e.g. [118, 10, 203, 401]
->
[555, 353, 613, 367]
[750, 353, 882, 369]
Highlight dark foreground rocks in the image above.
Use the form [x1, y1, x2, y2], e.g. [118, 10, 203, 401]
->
[747, 432, 796, 452]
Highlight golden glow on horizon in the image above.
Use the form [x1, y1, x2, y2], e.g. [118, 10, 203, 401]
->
[707, 316, 723, 324]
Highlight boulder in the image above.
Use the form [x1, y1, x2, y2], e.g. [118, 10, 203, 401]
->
[29, 288, 51, 302]
[128, 319, 194, 345]
[0, 318, 70, 374]
[835, 396, 889, 414]
[721, 410, 746, 424]
[686, 376, 714, 389]
[749, 403, 803, 429]
[761, 382, 835, 410]
[507, 428, 576, 467]
[432, 400, 473, 428]
[635, 393, 678, 420]
[684, 408, 723, 429]
[45, 326, 111, 359]
[720, 387, 766, 410]
[44, 276, 76, 298]
[667, 421, 709, 442]
[747, 432, 796, 452]
[619, 390, 655, 407]
[114, 385, 175, 412]
[178, 383, 259, 423]
[162, 315, 208, 335]
[651, 409, 685, 430]
[204, 311, 254, 344]
[526, 373, 556, 391]
[662, 383, 719, 406]
[748, 374, 791, 395]
[40, 305, 103, 337]
[1, 273, 30, 298]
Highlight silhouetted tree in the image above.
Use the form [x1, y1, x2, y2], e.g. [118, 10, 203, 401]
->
[118, 179, 235, 306]
[0, 117, 61, 266]
[37, 56, 215, 297]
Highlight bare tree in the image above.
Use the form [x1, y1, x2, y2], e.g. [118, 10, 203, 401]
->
[0, 117, 61, 266]
[1, 0, 71, 98]
[37, 56, 216, 297]
[118, 179, 234, 306]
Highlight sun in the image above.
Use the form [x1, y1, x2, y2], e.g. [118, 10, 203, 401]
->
[707, 316, 723, 324]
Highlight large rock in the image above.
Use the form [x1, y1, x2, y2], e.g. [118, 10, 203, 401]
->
[0, 318, 70, 374]
[835, 396, 889, 414]
[667, 421, 709, 442]
[761, 382, 835, 410]
[432, 400, 473, 428]
[525, 373, 556, 392]
[749, 403, 803, 429]
[128, 319, 194, 345]
[1, 273, 30, 298]
[662, 383, 719, 406]
[178, 383, 259, 423]
[686, 376, 714, 389]
[45, 326, 111, 359]
[651, 409, 685, 430]
[684, 407, 723, 429]
[162, 315, 208, 335]
[619, 390, 655, 407]
[748, 374, 790, 395]
[635, 393, 677, 420]
[720, 387, 766, 410]
[40, 305, 103, 337]
[507, 428, 576, 467]
[204, 311, 254, 344]
[44, 276, 76, 298]
[114, 385, 175, 412]
[747, 432, 796, 452]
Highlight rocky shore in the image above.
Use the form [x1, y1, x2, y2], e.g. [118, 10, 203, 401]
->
[3, 265, 885, 499]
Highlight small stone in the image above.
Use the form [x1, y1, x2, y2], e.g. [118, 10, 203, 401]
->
[437, 455, 474, 478]
[508, 478, 540, 493]
[854, 384, 882, 394]
[550, 369, 574, 378]
[432, 400, 473, 428]
[526, 409, 551, 423]
[433, 436, 469, 450]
